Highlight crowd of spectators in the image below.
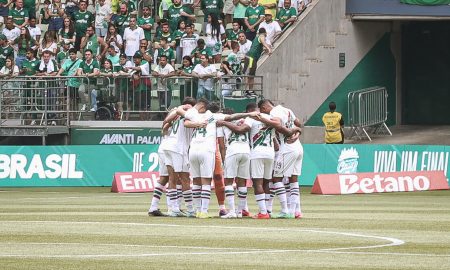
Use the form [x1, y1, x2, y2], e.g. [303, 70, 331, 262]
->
[0, 0, 311, 113]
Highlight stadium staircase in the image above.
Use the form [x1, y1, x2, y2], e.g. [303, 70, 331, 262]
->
[257, 0, 391, 125]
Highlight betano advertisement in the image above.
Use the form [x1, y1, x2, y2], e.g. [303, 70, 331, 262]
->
[0, 144, 448, 187]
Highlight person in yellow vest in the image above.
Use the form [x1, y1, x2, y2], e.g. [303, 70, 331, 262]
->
[322, 101, 344, 144]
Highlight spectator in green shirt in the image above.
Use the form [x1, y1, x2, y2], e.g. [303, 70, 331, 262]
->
[56, 40, 71, 67]
[114, 3, 130, 36]
[0, 34, 15, 70]
[76, 49, 100, 111]
[39, 0, 50, 24]
[11, 27, 37, 68]
[156, 37, 176, 66]
[201, 0, 224, 23]
[23, 0, 36, 19]
[21, 48, 40, 124]
[177, 55, 197, 100]
[56, 48, 82, 113]
[276, 0, 297, 30]
[71, 0, 94, 51]
[137, 5, 155, 42]
[8, 0, 29, 28]
[166, 0, 195, 32]
[244, 0, 265, 40]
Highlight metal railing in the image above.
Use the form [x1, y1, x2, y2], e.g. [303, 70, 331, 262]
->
[347, 86, 392, 141]
[0, 76, 78, 127]
[0, 74, 264, 123]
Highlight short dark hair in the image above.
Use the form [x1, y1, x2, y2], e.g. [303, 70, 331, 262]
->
[197, 39, 205, 46]
[258, 28, 267, 34]
[182, 97, 196, 106]
[68, 48, 77, 54]
[84, 49, 93, 54]
[329, 101, 336, 111]
[207, 102, 220, 113]
[159, 55, 168, 60]
[246, 102, 257, 112]
[197, 98, 209, 108]
[258, 99, 273, 109]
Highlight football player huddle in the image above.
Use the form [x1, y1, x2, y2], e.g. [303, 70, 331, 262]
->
[148, 97, 303, 219]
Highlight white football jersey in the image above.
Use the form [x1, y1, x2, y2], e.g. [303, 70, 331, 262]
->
[219, 118, 251, 157]
[270, 105, 301, 153]
[247, 113, 275, 160]
[164, 114, 191, 155]
[189, 111, 225, 152]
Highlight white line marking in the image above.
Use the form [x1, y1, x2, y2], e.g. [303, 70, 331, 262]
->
[0, 219, 405, 251]
[0, 220, 418, 259]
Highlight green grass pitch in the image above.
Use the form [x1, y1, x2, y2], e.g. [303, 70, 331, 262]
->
[0, 187, 449, 270]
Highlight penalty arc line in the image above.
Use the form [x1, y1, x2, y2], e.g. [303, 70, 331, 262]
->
[0, 220, 425, 258]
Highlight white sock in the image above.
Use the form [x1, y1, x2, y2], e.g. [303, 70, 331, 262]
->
[167, 188, 179, 212]
[192, 185, 202, 213]
[273, 182, 288, 213]
[266, 182, 275, 212]
[255, 193, 267, 214]
[176, 184, 183, 208]
[149, 182, 165, 212]
[237, 187, 247, 214]
[284, 181, 291, 210]
[200, 185, 211, 213]
[183, 190, 194, 212]
[166, 190, 171, 211]
[224, 185, 235, 213]
[289, 182, 300, 214]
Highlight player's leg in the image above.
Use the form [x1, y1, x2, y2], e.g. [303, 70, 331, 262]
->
[189, 150, 202, 215]
[198, 151, 215, 218]
[281, 150, 301, 218]
[252, 158, 272, 218]
[180, 172, 195, 217]
[273, 153, 289, 217]
[222, 154, 237, 218]
[284, 176, 291, 210]
[164, 151, 182, 216]
[148, 152, 170, 216]
[236, 153, 250, 217]
[290, 146, 304, 219]
[213, 144, 226, 216]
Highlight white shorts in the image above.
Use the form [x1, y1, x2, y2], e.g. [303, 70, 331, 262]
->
[224, 153, 250, 179]
[158, 151, 169, 177]
[273, 146, 304, 178]
[164, 150, 189, 173]
[189, 150, 215, 178]
[251, 158, 274, 180]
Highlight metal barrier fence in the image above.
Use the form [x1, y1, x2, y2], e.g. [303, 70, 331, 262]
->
[0, 75, 263, 123]
[347, 86, 392, 141]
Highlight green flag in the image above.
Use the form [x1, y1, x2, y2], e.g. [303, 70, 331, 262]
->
[400, 0, 450, 5]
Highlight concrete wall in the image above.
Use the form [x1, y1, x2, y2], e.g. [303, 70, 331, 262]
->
[257, 0, 393, 124]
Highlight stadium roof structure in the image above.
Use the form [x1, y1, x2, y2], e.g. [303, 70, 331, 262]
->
[346, 0, 450, 20]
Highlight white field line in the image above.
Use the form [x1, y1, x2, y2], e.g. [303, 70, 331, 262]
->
[0, 220, 425, 259]
[0, 220, 405, 250]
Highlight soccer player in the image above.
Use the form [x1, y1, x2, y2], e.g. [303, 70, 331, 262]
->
[257, 99, 303, 218]
[161, 97, 201, 217]
[180, 100, 258, 218]
[217, 108, 252, 218]
[148, 133, 170, 216]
